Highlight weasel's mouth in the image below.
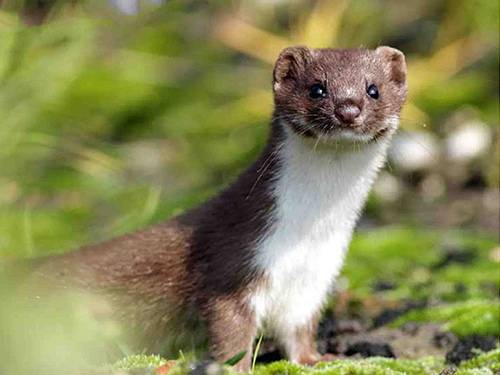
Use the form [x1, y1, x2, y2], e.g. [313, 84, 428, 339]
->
[310, 126, 390, 143]
[287, 118, 392, 143]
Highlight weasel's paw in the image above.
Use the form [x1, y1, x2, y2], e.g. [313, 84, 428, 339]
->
[297, 353, 337, 366]
[318, 353, 337, 362]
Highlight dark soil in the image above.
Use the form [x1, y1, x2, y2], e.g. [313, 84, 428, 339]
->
[257, 319, 458, 363]
[256, 301, 498, 367]
[255, 349, 283, 364]
[371, 309, 406, 329]
[318, 321, 456, 359]
[344, 342, 395, 358]
[431, 246, 478, 270]
[372, 280, 398, 293]
[315, 307, 461, 360]
[370, 300, 428, 329]
[445, 334, 498, 365]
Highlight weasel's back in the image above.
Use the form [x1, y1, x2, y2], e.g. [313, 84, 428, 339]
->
[29, 220, 193, 295]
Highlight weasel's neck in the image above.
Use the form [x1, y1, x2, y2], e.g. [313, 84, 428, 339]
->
[255, 123, 391, 271]
[278, 127, 390, 227]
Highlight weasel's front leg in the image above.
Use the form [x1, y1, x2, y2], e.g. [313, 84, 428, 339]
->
[280, 313, 336, 366]
[204, 298, 257, 372]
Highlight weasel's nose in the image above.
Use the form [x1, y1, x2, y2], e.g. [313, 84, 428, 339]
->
[334, 104, 361, 124]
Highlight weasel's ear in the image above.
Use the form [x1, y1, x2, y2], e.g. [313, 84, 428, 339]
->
[273, 46, 313, 89]
[375, 46, 407, 87]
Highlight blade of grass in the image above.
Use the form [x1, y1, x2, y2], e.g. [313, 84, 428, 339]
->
[252, 333, 263, 373]
[223, 350, 247, 366]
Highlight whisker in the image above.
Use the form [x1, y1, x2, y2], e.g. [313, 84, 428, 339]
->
[373, 136, 394, 172]
[396, 127, 438, 162]
[246, 140, 287, 200]
[313, 133, 322, 152]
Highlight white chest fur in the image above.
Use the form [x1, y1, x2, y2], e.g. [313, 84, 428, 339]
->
[250, 128, 390, 335]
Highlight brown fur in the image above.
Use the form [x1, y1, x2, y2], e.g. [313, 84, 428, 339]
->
[22, 46, 407, 371]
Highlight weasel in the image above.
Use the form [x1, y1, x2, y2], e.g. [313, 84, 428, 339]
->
[25, 46, 407, 371]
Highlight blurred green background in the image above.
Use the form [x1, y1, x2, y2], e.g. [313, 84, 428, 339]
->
[0, 0, 495, 259]
[0, 0, 498, 373]
[0, 0, 497, 260]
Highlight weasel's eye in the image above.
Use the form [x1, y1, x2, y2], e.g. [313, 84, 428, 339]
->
[309, 83, 327, 99]
[367, 85, 379, 99]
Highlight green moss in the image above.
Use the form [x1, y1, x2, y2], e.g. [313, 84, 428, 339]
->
[456, 348, 500, 372]
[345, 227, 440, 296]
[111, 354, 168, 370]
[255, 357, 442, 375]
[455, 371, 494, 375]
[393, 300, 500, 337]
[363, 356, 445, 374]
[105, 351, 500, 375]
[343, 228, 499, 301]
[253, 360, 305, 375]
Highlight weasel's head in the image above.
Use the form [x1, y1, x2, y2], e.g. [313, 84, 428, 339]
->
[273, 46, 407, 144]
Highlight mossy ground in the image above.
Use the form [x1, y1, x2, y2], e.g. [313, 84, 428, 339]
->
[343, 227, 499, 303]
[107, 349, 500, 375]
[392, 300, 500, 338]
[103, 228, 499, 375]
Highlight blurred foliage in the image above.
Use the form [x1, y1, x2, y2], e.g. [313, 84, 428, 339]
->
[393, 299, 500, 337]
[0, 1, 498, 373]
[0, 286, 125, 373]
[0, 0, 498, 258]
[109, 354, 168, 370]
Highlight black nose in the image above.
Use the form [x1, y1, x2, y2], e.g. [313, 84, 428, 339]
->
[335, 104, 361, 124]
